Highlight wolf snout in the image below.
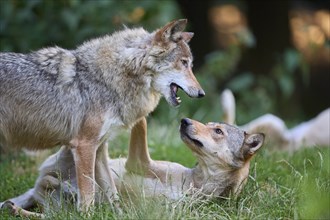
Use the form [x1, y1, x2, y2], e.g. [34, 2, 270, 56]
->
[187, 87, 205, 98]
[181, 118, 192, 128]
[198, 89, 205, 98]
[180, 118, 192, 135]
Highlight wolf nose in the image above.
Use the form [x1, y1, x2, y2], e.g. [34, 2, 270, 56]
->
[181, 118, 192, 127]
[198, 90, 205, 98]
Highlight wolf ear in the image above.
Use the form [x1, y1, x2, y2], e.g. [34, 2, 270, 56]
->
[181, 32, 194, 43]
[155, 19, 188, 43]
[242, 133, 265, 160]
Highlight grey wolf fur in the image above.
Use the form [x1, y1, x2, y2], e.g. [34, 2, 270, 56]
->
[0, 19, 204, 211]
[220, 89, 330, 150]
[0, 117, 264, 218]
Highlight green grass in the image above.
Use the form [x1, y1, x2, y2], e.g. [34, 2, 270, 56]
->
[1, 122, 329, 219]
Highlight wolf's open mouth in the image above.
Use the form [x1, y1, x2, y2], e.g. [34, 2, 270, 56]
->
[170, 83, 182, 106]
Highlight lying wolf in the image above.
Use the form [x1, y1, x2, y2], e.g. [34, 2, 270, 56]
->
[0, 19, 205, 211]
[220, 89, 329, 150]
[0, 117, 264, 218]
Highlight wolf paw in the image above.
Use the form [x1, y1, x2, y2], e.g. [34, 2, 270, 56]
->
[1, 200, 19, 216]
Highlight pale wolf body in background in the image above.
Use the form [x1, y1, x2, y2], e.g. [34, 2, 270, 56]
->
[0, 19, 205, 210]
[220, 89, 329, 150]
[0, 117, 264, 218]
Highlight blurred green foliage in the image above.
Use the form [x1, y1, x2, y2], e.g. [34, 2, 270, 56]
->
[0, 0, 180, 52]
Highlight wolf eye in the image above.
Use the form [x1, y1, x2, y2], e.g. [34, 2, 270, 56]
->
[181, 59, 188, 68]
[214, 128, 223, 135]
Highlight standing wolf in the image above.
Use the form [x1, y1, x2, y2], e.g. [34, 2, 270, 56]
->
[0, 19, 204, 211]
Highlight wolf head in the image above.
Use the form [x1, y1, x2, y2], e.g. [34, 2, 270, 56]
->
[147, 19, 205, 107]
[179, 118, 265, 169]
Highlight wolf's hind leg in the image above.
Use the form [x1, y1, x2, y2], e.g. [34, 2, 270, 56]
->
[0, 188, 36, 210]
[1, 200, 45, 219]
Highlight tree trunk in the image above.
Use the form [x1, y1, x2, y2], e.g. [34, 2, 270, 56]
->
[239, 0, 291, 75]
[176, 0, 215, 68]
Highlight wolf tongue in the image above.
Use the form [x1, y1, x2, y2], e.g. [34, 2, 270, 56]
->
[170, 83, 181, 105]
[171, 83, 178, 97]
[171, 84, 178, 94]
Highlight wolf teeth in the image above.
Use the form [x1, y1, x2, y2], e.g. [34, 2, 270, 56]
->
[176, 97, 181, 103]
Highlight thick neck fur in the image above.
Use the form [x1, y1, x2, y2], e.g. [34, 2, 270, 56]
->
[74, 28, 161, 126]
[191, 159, 250, 197]
[77, 28, 152, 76]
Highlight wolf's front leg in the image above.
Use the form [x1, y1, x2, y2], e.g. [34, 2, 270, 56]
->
[95, 142, 119, 204]
[125, 117, 172, 183]
[70, 141, 97, 212]
[125, 117, 152, 175]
